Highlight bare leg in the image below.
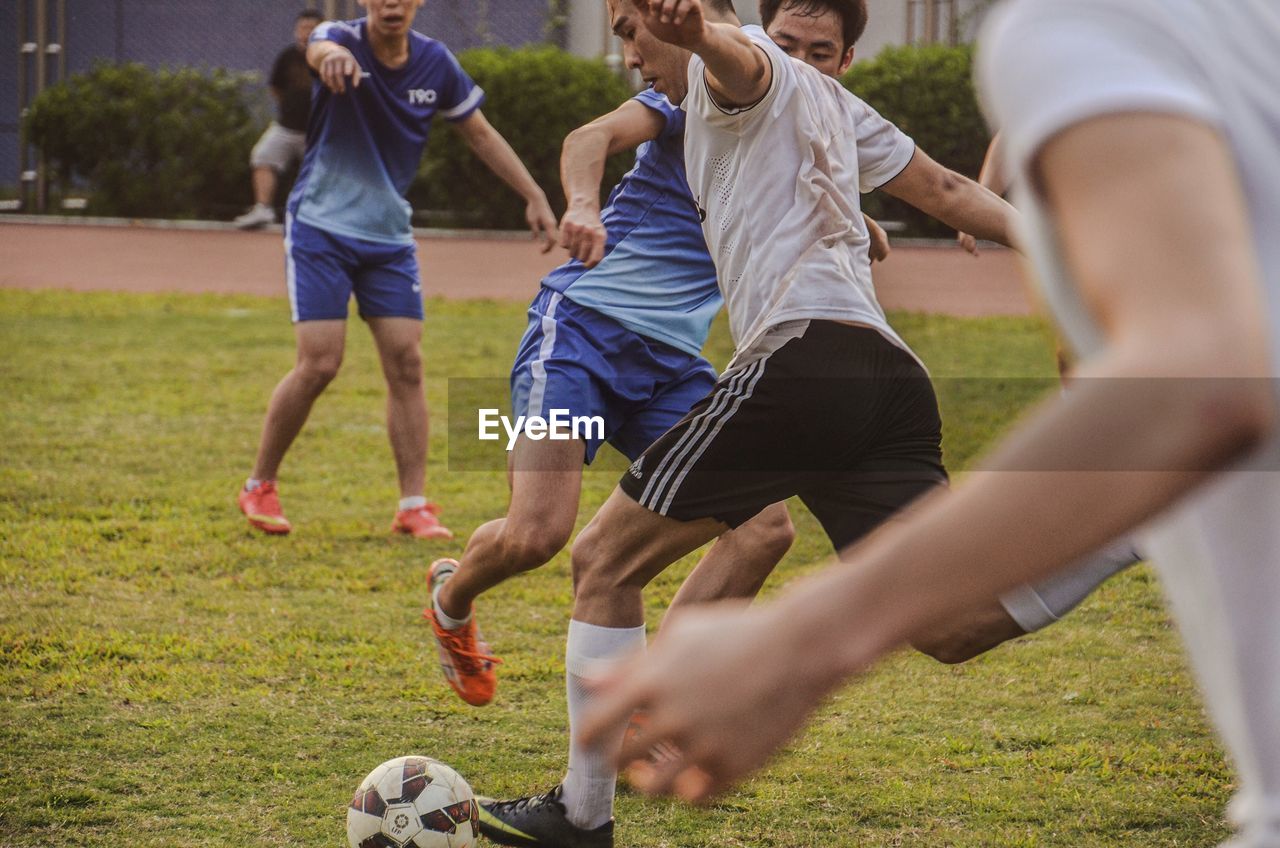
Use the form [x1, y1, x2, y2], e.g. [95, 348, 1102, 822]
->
[909, 537, 1141, 664]
[664, 502, 794, 624]
[252, 166, 277, 207]
[367, 317, 427, 499]
[251, 320, 346, 481]
[436, 436, 587, 620]
[572, 488, 728, 628]
[908, 599, 1028, 664]
[558, 490, 727, 829]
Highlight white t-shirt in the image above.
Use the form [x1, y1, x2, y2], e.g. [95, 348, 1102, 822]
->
[979, 1, 1280, 834]
[978, 0, 1280, 367]
[682, 25, 917, 361]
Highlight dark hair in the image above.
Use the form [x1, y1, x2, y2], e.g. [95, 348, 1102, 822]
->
[758, 0, 868, 51]
[297, 9, 323, 22]
[707, 0, 738, 13]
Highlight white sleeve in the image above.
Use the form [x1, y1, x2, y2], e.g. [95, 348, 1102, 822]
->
[684, 26, 794, 133]
[978, 0, 1221, 181]
[845, 93, 916, 193]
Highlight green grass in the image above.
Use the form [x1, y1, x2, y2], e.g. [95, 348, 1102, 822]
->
[0, 289, 1231, 846]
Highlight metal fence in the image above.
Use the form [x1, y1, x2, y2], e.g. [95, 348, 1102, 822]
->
[3, 0, 560, 211]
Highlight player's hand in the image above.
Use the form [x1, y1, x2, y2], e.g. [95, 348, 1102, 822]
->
[318, 47, 362, 94]
[559, 204, 608, 268]
[526, 196, 559, 254]
[579, 601, 834, 803]
[957, 231, 978, 256]
[640, 0, 710, 49]
[865, 214, 891, 263]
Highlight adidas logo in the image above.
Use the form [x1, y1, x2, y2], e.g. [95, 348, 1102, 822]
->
[627, 458, 643, 480]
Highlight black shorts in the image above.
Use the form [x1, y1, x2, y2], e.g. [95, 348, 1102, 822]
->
[619, 321, 947, 550]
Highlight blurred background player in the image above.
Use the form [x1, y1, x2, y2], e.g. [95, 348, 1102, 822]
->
[234, 9, 323, 230]
[584, 4, 1280, 847]
[238, 0, 558, 538]
[475, 1, 1018, 845]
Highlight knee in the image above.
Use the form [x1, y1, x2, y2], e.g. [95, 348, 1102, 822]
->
[911, 602, 1029, 665]
[384, 346, 423, 389]
[570, 525, 605, 595]
[295, 355, 342, 393]
[753, 506, 796, 557]
[729, 505, 795, 562]
[909, 632, 983, 665]
[501, 524, 572, 575]
[570, 524, 633, 598]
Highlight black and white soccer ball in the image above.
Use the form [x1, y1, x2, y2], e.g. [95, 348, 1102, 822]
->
[346, 756, 479, 848]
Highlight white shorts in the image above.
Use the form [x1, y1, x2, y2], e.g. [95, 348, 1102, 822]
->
[250, 122, 306, 172]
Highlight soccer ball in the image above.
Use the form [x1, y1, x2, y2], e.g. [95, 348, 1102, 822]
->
[347, 756, 479, 848]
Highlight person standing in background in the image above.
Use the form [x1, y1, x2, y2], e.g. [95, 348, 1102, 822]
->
[235, 9, 323, 229]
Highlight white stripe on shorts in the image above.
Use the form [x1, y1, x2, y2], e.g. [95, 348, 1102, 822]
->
[526, 292, 563, 419]
[283, 211, 299, 322]
[640, 355, 768, 514]
[638, 361, 753, 508]
[659, 358, 768, 515]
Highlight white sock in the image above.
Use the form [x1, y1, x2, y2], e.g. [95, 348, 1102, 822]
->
[560, 619, 646, 830]
[245, 477, 263, 492]
[432, 582, 471, 630]
[399, 495, 427, 511]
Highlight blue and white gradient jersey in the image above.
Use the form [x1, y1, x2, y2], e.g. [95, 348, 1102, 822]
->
[542, 89, 720, 357]
[288, 19, 484, 244]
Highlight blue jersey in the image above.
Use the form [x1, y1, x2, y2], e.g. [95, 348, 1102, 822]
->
[543, 89, 720, 357]
[289, 19, 484, 245]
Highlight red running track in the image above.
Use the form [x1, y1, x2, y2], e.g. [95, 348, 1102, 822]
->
[1, 222, 1035, 317]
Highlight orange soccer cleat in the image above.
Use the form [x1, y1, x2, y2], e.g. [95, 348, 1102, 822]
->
[392, 502, 453, 540]
[424, 558, 501, 706]
[238, 480, 292, 535]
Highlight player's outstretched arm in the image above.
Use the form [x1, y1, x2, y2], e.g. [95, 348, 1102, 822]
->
[882, 147, 1018, 249]
[452, 111, 558, 252]
[581, 112, 1274, 802]
[639, 0, 771, 109]
[559, 101, 665, 268]
[957, 132, 1006, 255]
[308, 40, 362, 94]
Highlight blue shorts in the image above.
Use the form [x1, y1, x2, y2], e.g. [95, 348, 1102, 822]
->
[284, 213, 423, 322]
[510, 288, 718, 464]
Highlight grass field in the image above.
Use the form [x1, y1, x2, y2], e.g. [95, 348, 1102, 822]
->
[0, 289, 1232, 847]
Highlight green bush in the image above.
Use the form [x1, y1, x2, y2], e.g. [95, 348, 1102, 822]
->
[26, 62, 258, 219]
[842, 44, 991, 238]
[411, 46, 634, 229]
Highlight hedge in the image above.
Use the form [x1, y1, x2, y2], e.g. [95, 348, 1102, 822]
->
[26, 63, 258, 219]
[843, 44, 991, 238]
[409, 46, 634, 229]
[25, 45, 990, 235]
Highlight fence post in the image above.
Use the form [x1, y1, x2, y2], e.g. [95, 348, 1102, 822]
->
[16, 0, 37, 212]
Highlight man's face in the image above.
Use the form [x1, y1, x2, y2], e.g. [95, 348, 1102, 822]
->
[609, 0, 692, 103]
[294, 17, 319, 48]
[766, 3, 855, 78]
[359, 0, 424, 40]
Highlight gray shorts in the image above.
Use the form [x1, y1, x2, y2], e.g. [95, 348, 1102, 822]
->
[250, 122, 306, 172]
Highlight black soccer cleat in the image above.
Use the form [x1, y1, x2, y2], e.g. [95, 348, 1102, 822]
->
[477, 784, 614, 848]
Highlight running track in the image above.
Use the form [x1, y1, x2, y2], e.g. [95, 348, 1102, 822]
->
[0, 221, 1034, 317]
